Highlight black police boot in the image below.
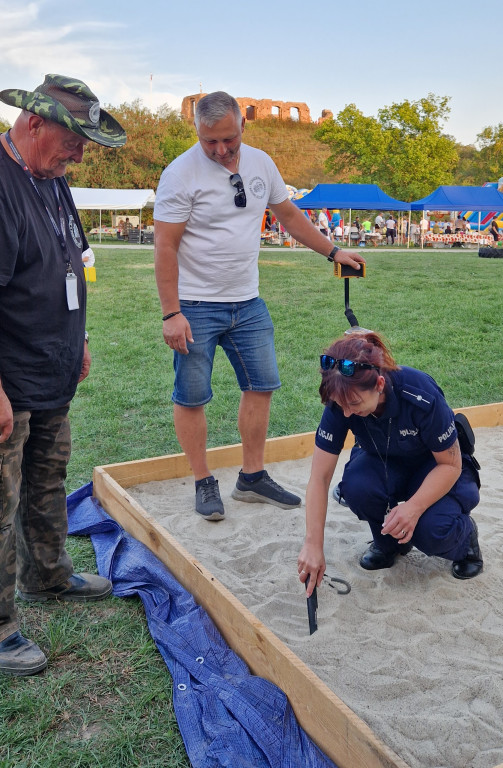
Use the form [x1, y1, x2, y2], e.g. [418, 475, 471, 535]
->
[452, 518, 483, 580]
[359, 541, 413, 570]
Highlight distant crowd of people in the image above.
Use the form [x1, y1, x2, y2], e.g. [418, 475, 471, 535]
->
[264, 208, 502, 247]
[267, 209, 411, 247]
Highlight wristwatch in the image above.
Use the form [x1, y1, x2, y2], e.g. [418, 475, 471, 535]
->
[327, 246, 340, 262]
[84, 331, 89, 343]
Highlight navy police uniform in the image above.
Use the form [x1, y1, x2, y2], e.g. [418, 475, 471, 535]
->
[315, 367, 480, 561]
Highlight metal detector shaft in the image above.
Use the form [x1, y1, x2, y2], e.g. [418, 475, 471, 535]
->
[344, 277, 359, 328]
[332, 262, 366, 331]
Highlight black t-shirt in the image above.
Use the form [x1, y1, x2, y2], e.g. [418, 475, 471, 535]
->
[0, 143, 87, 410]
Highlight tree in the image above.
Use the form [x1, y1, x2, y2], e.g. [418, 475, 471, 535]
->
[315, 94, 459, 201]
[452, 143, 483, 186]
[157, 104, 197, 168]
[66, 100, 196, 190]
[472, 124, 503, 184]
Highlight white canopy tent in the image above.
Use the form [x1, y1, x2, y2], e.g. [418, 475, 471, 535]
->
[69, 188, 156, 242]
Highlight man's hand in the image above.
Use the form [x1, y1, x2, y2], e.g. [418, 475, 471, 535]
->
[333, 248, 366, 271]
[162, 313, 194, 355]
[0, 386, 14, 443]
[78, 340, 91, 383]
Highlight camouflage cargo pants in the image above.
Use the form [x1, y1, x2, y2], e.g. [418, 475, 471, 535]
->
[0, 406, 74, 641]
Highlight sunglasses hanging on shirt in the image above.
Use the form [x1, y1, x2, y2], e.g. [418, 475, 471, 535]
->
[229, 173, 247, 208]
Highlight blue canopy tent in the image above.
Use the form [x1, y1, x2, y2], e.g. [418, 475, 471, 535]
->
[410, 185, 503, 248]
[410, 185, 503, 212]
[293, 183, 410, 211]
[410, 185, 503, 237]
[293, 184, 410, 247]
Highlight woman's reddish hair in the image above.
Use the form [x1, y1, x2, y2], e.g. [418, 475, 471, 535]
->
[319, 331, 400, 410]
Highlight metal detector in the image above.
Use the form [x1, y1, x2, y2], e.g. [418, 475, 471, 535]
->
[332, 262, 369, 334]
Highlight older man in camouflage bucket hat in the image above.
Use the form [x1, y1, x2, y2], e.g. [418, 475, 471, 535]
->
[0, 73, 126, 147]
[0, 74, 126, 676]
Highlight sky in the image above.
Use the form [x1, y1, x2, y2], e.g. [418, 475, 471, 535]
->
[0, 0, 501, 148]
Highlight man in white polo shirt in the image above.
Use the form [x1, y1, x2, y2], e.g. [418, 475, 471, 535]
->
[154, 91, 364, 521]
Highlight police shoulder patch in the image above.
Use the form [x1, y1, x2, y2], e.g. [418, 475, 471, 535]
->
[400, 385, 433, 411]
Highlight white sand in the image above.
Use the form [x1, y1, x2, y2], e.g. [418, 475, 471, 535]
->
[128, 427, 503, 768]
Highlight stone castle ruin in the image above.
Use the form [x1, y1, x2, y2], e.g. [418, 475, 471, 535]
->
[181, 94, 332, 124]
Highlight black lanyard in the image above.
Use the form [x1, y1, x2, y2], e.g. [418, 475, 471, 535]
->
[4, 130, 72, 270]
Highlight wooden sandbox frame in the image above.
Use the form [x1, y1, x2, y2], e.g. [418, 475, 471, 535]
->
[93, 403, 503, 768]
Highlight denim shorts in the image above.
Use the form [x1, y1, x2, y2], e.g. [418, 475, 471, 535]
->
[172, 297, 281, 407]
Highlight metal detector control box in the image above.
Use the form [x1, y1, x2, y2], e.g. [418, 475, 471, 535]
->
[333, 262, 366, 279]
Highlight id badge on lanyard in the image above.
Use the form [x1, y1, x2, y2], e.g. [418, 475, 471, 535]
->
[60, 204, 79, 311]
[66, 268, 79, 310]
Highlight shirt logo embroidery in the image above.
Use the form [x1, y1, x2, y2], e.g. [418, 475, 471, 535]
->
[318, 428, 333, 442]
[249, 176, 266, 199]
[68, 215, 83, 249]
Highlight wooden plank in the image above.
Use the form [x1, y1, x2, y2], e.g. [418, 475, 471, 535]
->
[100, 431, 317, 488]
[92, 402, 503, 768]
[453, 402, 503, 428]
[100, 404, 503, 488]
[93, 466, 409, 768]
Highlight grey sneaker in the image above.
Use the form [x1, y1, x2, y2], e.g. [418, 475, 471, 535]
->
[195, 477, 225, 521]
[17, 573, 112, 603]
[231, 470, 301, 509]
[0, 631, 48, 676]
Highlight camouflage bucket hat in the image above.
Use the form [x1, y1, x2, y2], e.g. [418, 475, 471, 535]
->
[0, 73, 126, 148]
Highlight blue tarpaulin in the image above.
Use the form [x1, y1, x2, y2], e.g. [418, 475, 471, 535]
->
[67, 483, 339, 768]
[292, 183, 410, 211]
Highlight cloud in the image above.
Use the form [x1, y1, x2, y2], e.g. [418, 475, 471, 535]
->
[0, 1, 184, 124]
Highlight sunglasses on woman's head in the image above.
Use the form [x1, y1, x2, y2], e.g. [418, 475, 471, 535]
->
[320, 355, 380, 377]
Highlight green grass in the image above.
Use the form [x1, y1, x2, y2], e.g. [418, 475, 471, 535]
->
[1, 246, 502, 766]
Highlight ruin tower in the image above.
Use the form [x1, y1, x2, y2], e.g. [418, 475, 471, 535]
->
[181, 93, 313, 123]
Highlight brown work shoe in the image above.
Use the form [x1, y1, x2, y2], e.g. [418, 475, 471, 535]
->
[17, 573, 112, 603]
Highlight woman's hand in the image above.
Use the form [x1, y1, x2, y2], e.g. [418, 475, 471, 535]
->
[298, 447, 339, 597]
[381, 501, 422, 544]
[298, 542, 326, 598]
